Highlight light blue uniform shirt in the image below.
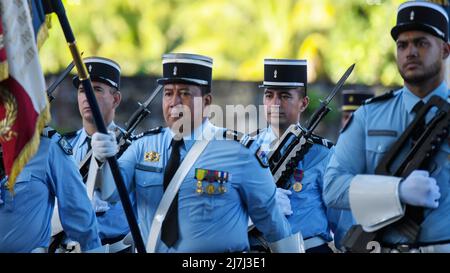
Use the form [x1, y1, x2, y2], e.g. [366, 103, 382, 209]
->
[326, 153, 355, 251]
[114, 120, 291, 252]
[67, 124, 132, 240]
[254, 126, 333, 242]
[0, 135, 101, 252]
[324, 82, 450, 244]
[327, 208, 355, 250]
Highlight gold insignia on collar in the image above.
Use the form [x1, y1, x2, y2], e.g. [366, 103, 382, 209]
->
[144, 151, 160, 162]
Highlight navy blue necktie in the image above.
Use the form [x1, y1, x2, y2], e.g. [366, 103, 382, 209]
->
[86, 137, 92, 152]
[80, 137, 93, 183]
[411, 101, 425, 146]
[161, 138, 183, 247]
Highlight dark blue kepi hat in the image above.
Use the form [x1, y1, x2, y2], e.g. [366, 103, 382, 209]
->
[391, 1, 449, 42]
[157, 53, 213, 87]
[72, 56, 121, 89]
[259, 59, 307, 90]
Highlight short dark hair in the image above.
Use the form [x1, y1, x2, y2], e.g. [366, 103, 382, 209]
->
[298, 87, 306, 98]
[163, 82, 210, 95]
[200, 85, 211, 95]
[80, 81, 119, 95]
[264, 87, 306, 99]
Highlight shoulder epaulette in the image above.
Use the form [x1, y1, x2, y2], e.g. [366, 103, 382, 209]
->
[223, 129, 254, 148]
[42, 127, 73, 155]
[255, 147, 270, 168]
[57, 135, 73, 155]
[363, 90, 396, 105]
[41, 126, 57, 139]
[131, 126, 163, 140]
[340, 113, 353, 134]
[311, 134, 334, 149]
[61, 130, 78, 139]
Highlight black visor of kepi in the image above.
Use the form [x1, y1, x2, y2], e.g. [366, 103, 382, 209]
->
[157, 53, 213, 87]
[72, 57, 121, 89]
[391, 1, 449, 42]
[259, 59, 307, 91]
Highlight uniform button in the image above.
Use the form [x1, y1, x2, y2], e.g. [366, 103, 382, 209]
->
[377, 145, 382, 152]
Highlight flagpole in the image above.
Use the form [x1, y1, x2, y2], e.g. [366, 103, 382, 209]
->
[47, 0, 146, 253]
[445, 1, 449, 87]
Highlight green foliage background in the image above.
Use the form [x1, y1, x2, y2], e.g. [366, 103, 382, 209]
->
[41, 0, 406, 86]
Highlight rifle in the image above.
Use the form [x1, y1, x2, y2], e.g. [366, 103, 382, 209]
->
[267, 64, 355, 189]
[342, 95, 450, 253]
[78, 85, 163, 181]
[117, 85, 163, 157]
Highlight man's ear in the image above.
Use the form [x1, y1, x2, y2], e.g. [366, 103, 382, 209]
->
[299, 96, 309, 113]
[203, 93, 212, 107]
[443, 41, 450, 60]
[113, 90, 122, 108]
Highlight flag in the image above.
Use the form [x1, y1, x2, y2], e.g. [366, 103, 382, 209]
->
[0, 0, 51, 191]
[30, 0, 52, 50]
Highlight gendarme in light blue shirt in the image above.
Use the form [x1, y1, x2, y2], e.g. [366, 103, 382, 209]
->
[66, 123, 133, 240]
[324, 82, 450, 244]
[0, 134, 101, 252]
[114, 120, 291, 252]
[254, 125, 333, 242]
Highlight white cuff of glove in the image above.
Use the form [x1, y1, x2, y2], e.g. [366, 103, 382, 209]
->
[349, 174, 404, 232]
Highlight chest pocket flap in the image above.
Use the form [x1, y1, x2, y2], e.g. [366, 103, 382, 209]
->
[366, 130, 398, 153]
[135, 163, 163, 187]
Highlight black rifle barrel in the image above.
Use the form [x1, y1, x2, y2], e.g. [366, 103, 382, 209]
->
[49, 0, 146, 253]
[124, 85, 163, 139]
[46, 60, 76, 102]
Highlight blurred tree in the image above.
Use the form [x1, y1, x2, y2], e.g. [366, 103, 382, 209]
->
[41, 0, 406, 86]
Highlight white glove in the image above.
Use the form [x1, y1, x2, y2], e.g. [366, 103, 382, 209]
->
[91, 131, 118, 162]
[275, 188, 293, 216]
[91, 190, 110, 213]
[399, 170, 440, 209]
